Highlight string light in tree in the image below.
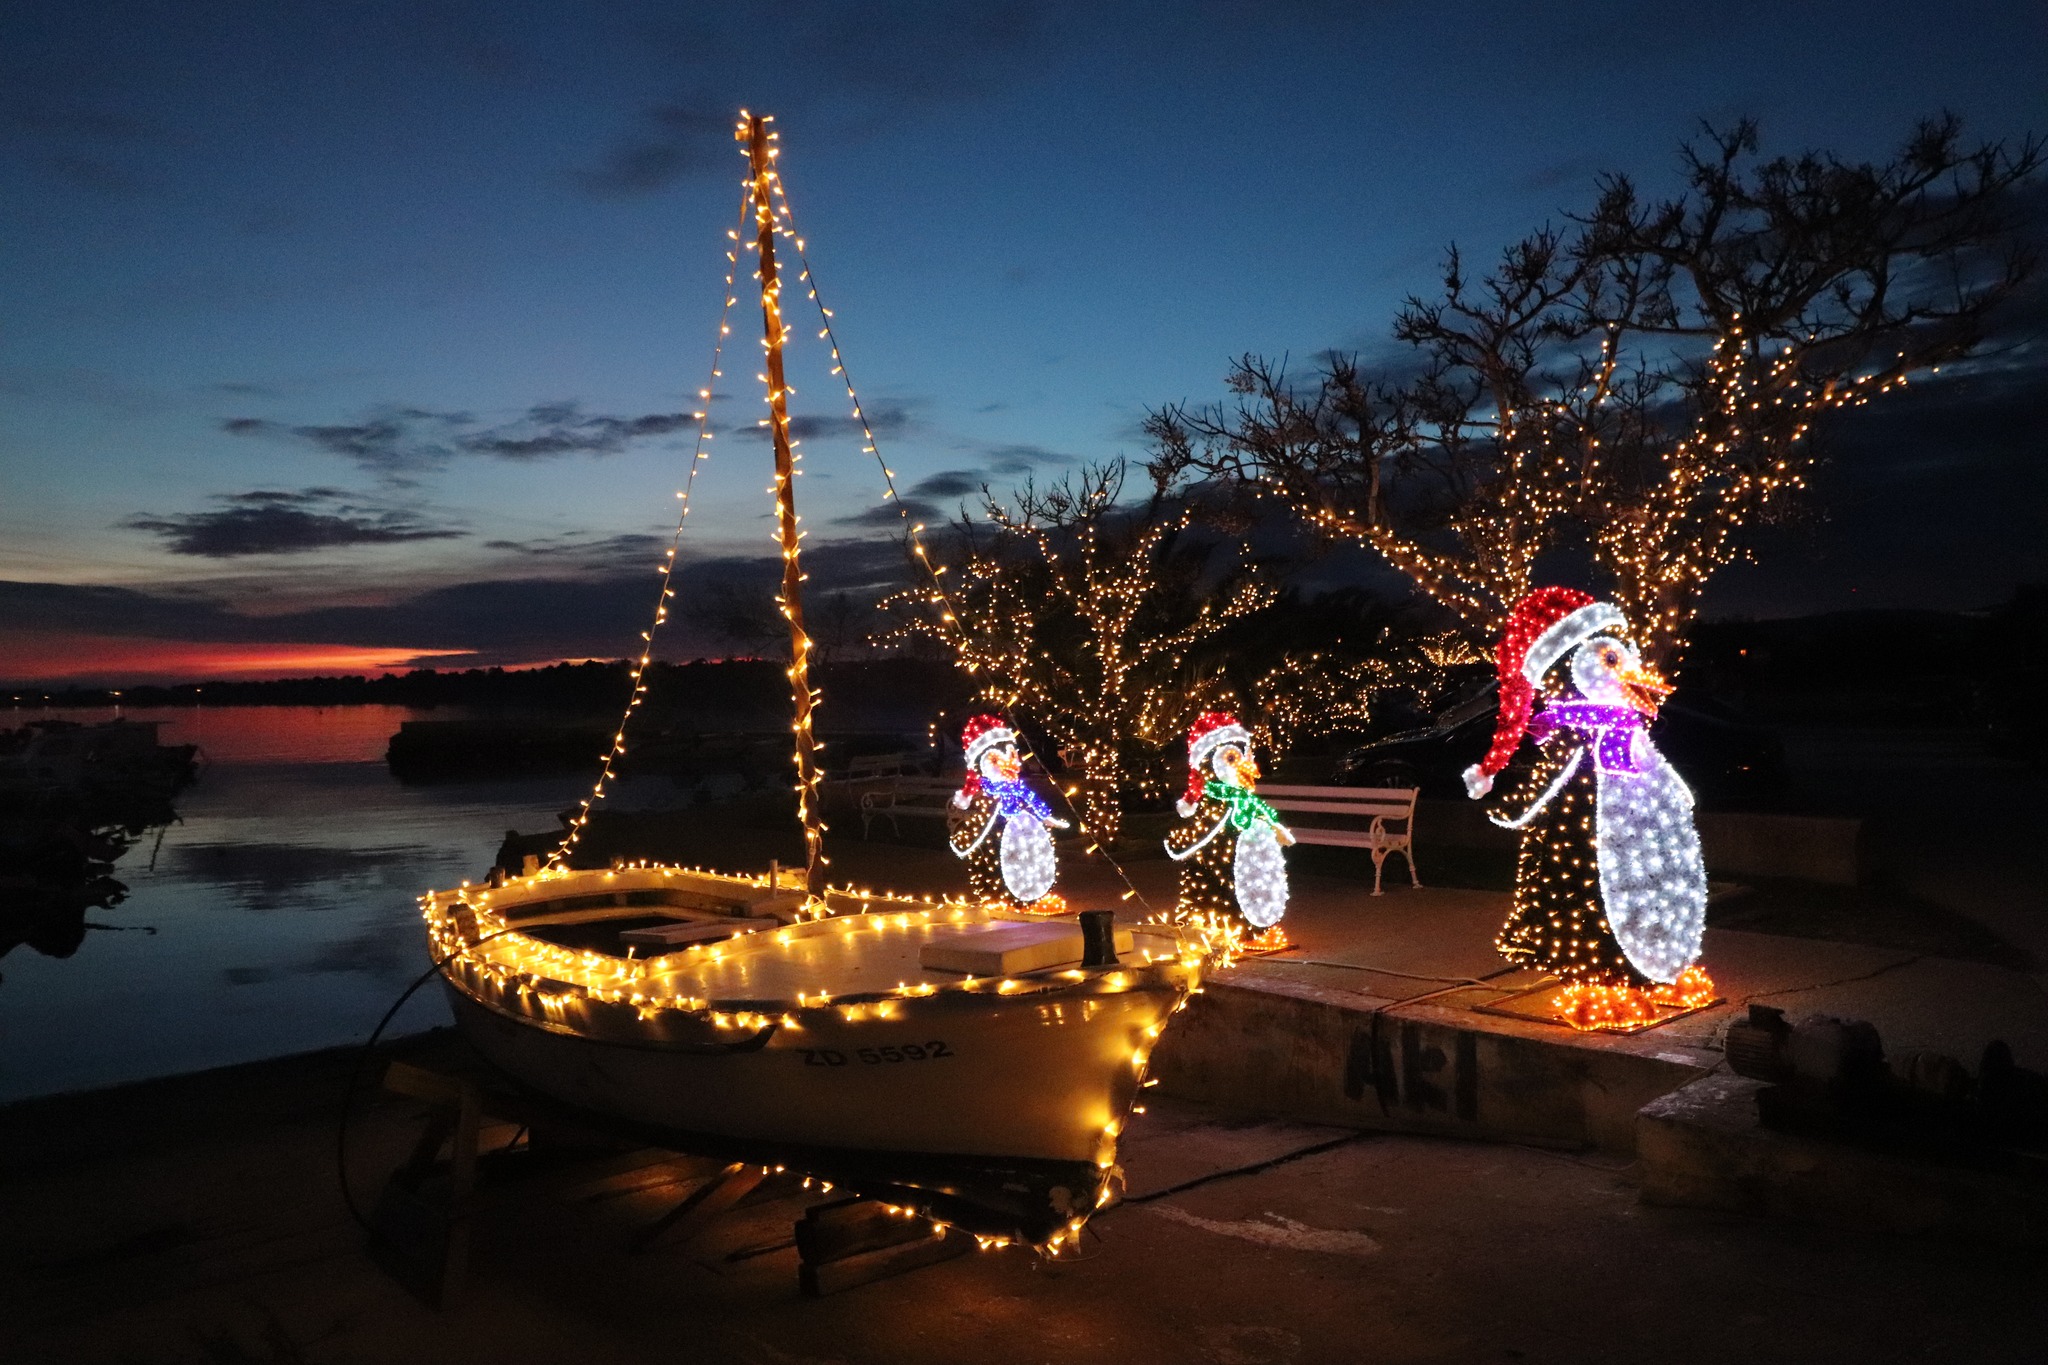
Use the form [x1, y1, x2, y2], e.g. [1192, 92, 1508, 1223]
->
[878, 461, 1276, 850]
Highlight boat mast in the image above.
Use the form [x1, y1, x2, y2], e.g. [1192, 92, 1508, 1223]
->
[741, 113, 826, 897]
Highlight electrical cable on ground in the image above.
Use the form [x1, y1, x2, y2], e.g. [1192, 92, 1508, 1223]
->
[334, 926, 520, 1236]
[1118, 1132, 1371, 1205]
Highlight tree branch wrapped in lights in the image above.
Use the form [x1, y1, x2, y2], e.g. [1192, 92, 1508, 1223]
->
[1147, 116, 2041, 665]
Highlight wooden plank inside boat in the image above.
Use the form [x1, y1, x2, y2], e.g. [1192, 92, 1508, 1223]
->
[919, 921, 1137, 976]
[618, 916, 781, 951]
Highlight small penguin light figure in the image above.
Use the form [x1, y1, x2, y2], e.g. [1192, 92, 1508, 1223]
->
[1463, 587, 1714, 1029]
[948, 714, 1068, 909]
[1164, 712, 1294, 945]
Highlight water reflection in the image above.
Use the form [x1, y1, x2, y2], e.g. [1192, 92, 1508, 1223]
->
[0, 717, 197, 976]
[0, 706, 637, 1103]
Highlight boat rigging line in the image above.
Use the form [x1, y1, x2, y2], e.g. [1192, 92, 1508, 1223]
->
[545, 109, 1155, 919]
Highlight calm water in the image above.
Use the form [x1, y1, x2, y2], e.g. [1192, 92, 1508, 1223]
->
[0, 705, 676, 1103]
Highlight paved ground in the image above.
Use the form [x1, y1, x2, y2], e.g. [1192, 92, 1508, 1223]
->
[5, 1060, 2045, 1365]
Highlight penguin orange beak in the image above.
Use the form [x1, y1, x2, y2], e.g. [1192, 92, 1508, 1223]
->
[1234, 756, 1261, 786]
[1617, 660, 1671, 718]
[990, 749, 1021, 781]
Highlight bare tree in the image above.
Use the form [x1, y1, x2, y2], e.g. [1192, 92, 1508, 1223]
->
[880, 459, 1277, 846]
[1149, 116, 2040, 665]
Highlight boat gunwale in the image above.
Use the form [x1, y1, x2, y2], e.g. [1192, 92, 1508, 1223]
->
[424, 863, 1200, 1025]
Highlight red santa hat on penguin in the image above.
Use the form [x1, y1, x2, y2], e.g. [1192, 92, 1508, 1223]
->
[1462, 587, 1628, 799]
[956, 713, 1018, 801]
[1179, 711, 1253, 817]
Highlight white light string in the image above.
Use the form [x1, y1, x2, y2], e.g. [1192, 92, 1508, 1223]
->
[761, 164, 1160, 917]
[547, 183, 755, 871]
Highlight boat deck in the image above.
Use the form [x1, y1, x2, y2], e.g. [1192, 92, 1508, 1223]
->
[428, 866, 1188, 1011]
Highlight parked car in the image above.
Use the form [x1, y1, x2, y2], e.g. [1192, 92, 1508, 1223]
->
[1332, 678, 1787, 810]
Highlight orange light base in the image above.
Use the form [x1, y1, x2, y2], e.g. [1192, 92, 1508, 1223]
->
[1652, 964, 1716, 1010]
[1552, 980, 1661, 1032]
[1552, 963, 1715, 1031]
[1237, 924, 1293, 956]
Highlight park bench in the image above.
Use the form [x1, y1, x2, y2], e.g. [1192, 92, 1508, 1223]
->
[827, 751, 919, 785]
[1257, 783, 1421, 896]
[859, 775, 963, 840]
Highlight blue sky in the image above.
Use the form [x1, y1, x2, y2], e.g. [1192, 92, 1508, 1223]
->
[3, 1, 2044, 682]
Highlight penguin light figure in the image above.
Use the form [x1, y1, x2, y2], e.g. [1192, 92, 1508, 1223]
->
[948, 715, 1068, 909]
[1462, 588, 1714, 1030]
[1164, 712, 1295, 943]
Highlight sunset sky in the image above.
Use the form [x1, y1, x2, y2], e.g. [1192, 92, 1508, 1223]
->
[3, 1, 2044, 685]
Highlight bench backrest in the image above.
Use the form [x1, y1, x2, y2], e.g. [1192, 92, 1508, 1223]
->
[1256, 783, 1419, 825]
[884, 776, 965, 801]
[842, 751, 917, 779]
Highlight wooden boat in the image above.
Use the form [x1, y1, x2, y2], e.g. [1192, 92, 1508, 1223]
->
[420, 113, 1202, 1249]
[425, 867, 1197, 1242]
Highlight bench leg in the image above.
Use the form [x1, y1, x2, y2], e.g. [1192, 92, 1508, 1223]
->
[1370, 848, 1386, 896]
[1403, 843, 1421, 888]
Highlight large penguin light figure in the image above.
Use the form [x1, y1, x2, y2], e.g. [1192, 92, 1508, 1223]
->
[948, 714, 1068, 909]
[1462, 588, 1713, 1030]
[1164, 712, 1294, 944]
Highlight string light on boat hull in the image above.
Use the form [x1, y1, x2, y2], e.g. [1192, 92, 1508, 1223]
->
[420, 859, 1202, 1250]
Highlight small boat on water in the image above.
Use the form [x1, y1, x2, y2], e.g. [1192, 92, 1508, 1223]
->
[419, 112, 1202, 1248]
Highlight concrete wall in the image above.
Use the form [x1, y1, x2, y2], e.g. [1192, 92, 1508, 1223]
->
[1417, 799, 1863, 886]
[1150, 974, 1710, 1154]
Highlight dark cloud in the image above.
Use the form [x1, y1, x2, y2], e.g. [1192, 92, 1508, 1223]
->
[729, 406, 913, 444]
[124, 489, 465, 558]
[826, 455, 1069, 524]
[833, 498, 941, 528]
[222, 402, 694, 473]
[571, 4, 1056, 198]
[981, 442, 1074, 472]
[459, 403, 696, 459]
[574, 98, 733, 199]
[483, 531, 672, 566]
[907, 469, 985, 498]
[0, 532, 919, 680]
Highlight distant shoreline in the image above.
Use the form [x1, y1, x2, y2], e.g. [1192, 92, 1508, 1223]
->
[2, 656, 967, 722]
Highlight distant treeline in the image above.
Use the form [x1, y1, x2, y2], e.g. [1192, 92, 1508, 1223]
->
[1687, 587, 2044, 754]
[11, 656, 972, 724]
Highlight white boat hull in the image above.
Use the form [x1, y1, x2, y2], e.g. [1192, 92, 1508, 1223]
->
[423, 867, 1198, 1240]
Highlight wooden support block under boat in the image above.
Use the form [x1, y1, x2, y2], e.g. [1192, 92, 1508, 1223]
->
[918, 920, 1136, 976]
[796, 1197, 972, 1295]
[630, 1161, 768, 1252]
